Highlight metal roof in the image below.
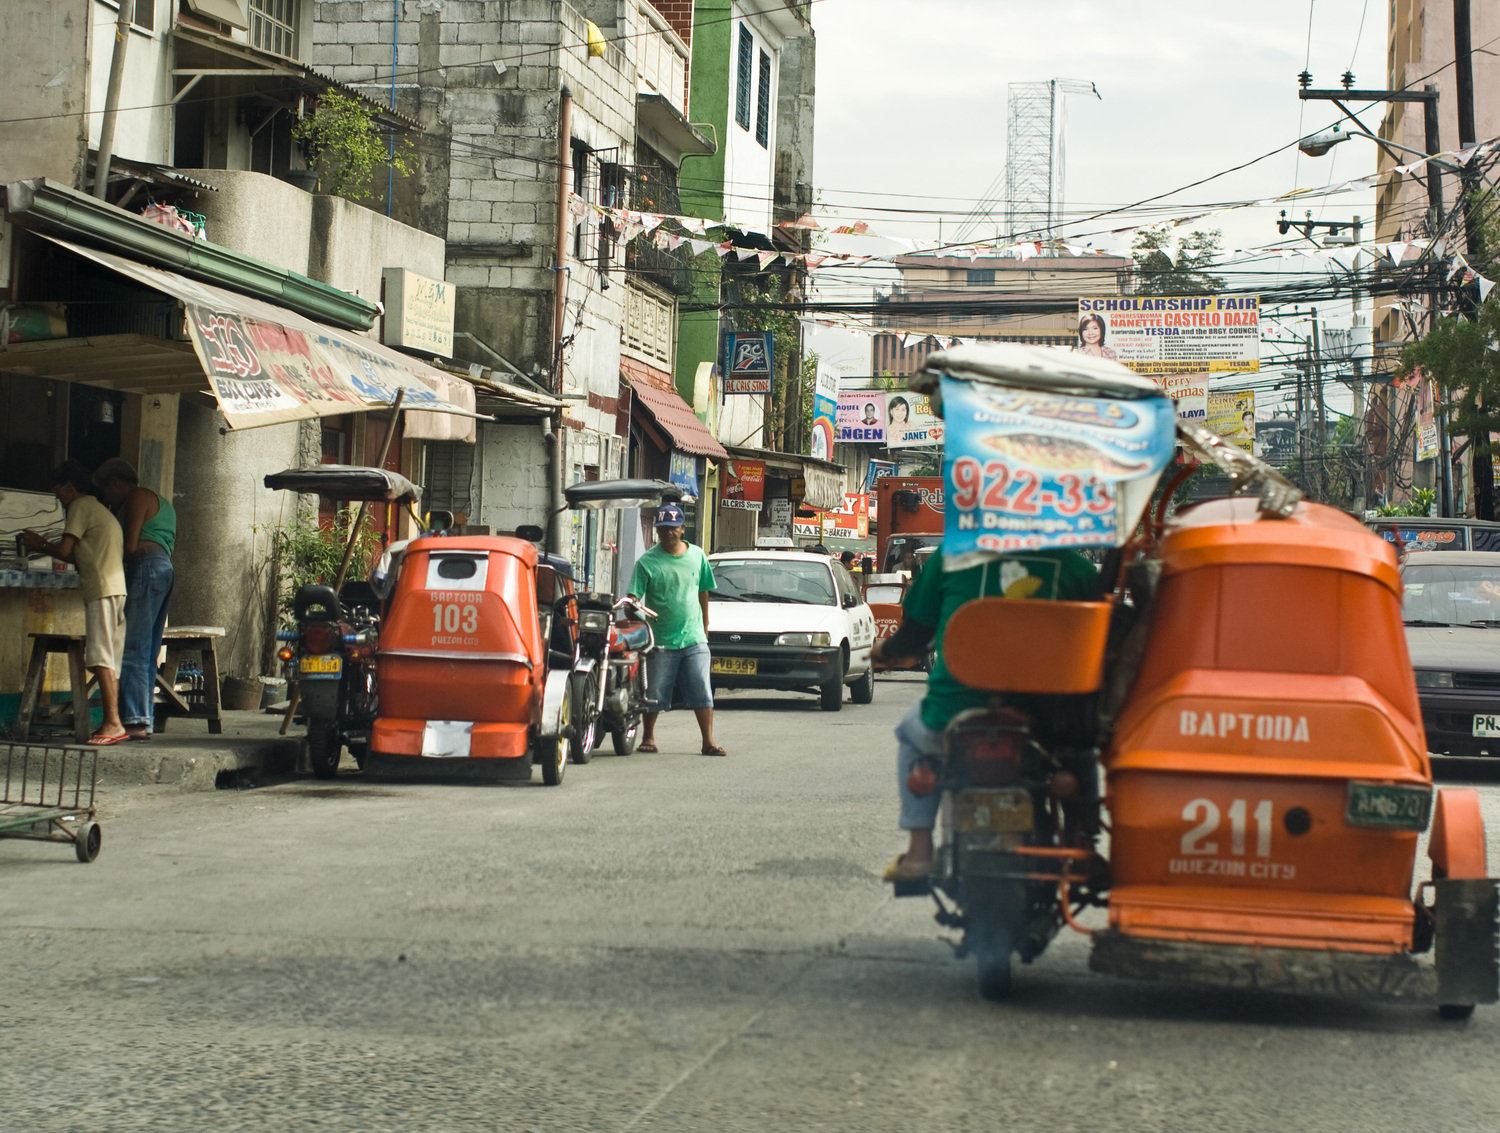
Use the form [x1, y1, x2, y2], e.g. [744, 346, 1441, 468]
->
[627, 376, 729, 460]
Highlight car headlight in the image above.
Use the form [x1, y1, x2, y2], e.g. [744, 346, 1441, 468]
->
[1414, 670, 1455, 688]
[775, 631, 831, 647]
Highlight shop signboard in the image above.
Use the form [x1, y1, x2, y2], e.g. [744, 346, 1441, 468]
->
[668, 450, 700, 502]
[1206, 390, 1256, 453]
[1415, 375, 1439, 462]
[837, 391, 887, 444]
[939, 375, 1177, 558]
[1077, 296, 1260, 374]
[767, 498, 793, 536]
[723, 331, 774, 395]
[721, 459, 766, 510]
[865, 460, 897, 492]
[885, 392, 944, 448]
[381, 268, 455, 356]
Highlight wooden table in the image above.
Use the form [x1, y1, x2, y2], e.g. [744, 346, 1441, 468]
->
[154, 626, 225, 735]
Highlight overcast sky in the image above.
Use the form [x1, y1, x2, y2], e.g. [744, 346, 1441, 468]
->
[803, 0, 1389, 383]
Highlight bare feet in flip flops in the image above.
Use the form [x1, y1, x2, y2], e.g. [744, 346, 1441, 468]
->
[700, 744, 727, 756]
[638, 740, 659, 753]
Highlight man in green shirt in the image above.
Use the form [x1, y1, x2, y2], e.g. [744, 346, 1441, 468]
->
[628, 504, 726, 756]
[871, 545, 1098, 881]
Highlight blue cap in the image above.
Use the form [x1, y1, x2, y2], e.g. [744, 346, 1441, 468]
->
[654, 503, 686, 527]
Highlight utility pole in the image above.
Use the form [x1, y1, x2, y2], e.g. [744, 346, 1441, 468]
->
[1298, 340, 1310, 489]
[93, 0, 135, 200]
[1455, 0, 1493, 519]
[1311, 308, 1326, 503]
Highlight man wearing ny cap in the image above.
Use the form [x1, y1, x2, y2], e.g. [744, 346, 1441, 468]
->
[628, 504, 726, 756]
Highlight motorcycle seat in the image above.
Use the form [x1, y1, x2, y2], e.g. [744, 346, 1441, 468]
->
[613, 622, 651, 651]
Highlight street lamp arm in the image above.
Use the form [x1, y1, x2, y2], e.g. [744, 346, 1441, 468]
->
[1334, 110, 1462, 174]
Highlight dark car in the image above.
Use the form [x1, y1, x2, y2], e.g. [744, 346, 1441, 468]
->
[1401, 550, 1500, 756]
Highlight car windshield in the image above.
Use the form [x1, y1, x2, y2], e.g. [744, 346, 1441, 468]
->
[711, 558, 837, 605]
[1402, 564, 1500, 626]
[884, 536, 939, 574]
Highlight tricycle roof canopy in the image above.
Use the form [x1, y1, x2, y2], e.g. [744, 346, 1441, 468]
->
[264, 465, 421, 503]
[563, 479, 671, 510]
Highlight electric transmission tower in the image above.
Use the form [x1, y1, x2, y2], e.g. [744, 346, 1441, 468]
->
[954, 78, 1100, 245]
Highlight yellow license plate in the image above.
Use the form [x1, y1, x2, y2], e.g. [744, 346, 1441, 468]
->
[953, 788, 1033, 834]
[300, 653, 342, 674]
[711, 656, 757, 676]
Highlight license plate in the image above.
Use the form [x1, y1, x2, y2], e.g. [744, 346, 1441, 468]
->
[1474, 714, 1500, 738]
[300, 654, 342, 675]
[1345, 781, 1432, 831]
[711, 656, 757, 675]
[953, 788, 1033, 834]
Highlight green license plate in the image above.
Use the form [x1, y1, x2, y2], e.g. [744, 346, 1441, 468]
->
[953, 788, 1034, 834]
[1345, 782, 1432, 831]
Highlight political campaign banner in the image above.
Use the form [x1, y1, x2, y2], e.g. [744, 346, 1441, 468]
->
[939, 375, 1177, 560]
[1206, 390, 1256, 453]
[720, 459, 765, 510]
[723, 331, 774, 394]
[885, 391, 944, 448]
[1077, 296, 1260, 374]
[1415, 376, 1440, 462]
[1159, 372, 1207, 423]
[837, 391, 887, 444]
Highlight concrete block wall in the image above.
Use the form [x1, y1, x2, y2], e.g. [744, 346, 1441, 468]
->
[473, 421, 550, 533]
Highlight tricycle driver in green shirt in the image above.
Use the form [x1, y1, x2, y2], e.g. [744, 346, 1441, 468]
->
[871, 544, 1098, 882]
[628, 504, 727, 756]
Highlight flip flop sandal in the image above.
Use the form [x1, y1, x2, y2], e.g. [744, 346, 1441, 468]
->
[638, 741, 659, 753]
[700, 745, 727, 756]
[87, 732, 129, 747]
[882, 854, 934, 883]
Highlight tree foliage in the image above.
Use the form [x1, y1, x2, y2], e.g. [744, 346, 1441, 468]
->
[1132, 228, 1226, 294]
[293, 93, 416, 202]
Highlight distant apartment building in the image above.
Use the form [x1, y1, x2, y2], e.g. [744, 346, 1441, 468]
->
[871, 252, 1132, 376]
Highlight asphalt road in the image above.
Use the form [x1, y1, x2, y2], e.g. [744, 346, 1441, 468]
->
[4, 674, 1500, 1133]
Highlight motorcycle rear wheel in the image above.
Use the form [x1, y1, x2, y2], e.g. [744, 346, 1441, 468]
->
[964, 877, 1025, 1001]
[308, 722, 341, 780]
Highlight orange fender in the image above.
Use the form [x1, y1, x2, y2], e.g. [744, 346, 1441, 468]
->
[1429, 788, 1488, 880]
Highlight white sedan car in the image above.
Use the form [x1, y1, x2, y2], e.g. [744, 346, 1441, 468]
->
[705, 551, 877, 711]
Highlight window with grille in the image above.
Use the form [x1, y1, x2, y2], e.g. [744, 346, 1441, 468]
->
[249, 0, 299, 59]
[735, 26, 753, 130]
[756, 49, 771, 148]
[967, 269, 995, 286]
[423, 441, 474, 519]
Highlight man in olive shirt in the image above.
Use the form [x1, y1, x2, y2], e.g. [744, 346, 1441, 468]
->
[872, 545, 1098, 880]
[21, 460, 130, 745]
[628, 504, 725, 755]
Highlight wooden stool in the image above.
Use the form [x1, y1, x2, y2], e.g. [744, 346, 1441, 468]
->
[154, 626, 225, 735]
[15, 634, 94, 743]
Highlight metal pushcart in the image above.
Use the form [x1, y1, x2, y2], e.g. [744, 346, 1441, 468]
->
[0, 744, 101, 862]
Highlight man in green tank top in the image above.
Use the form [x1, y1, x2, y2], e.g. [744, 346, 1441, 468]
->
[96, 458, 177, 740]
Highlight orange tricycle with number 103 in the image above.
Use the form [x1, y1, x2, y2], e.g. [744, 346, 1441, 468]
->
[894, 343, 1498, 1019]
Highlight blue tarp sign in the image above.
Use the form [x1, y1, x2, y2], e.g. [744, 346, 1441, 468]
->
[940, 375, 1176, 561]
[668, 450, 700, 502]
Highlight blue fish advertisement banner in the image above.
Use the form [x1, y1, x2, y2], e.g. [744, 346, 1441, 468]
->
[940, 375, 1176, 563]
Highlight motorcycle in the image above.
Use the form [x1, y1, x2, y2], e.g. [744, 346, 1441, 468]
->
[894, 342, 1499, 1018]
[557, 478, 672, 762]
[573, 593, 655, 759]
[265, 465, 420, 780]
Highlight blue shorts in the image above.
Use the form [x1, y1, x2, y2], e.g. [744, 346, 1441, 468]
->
[646, 642, 714, 712]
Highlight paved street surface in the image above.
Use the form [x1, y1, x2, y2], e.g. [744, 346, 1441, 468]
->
[4, 675, 1500, 1132]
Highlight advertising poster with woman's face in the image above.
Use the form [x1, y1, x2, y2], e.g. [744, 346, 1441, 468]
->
[885, 393, 943, 448]
[1075, 313, 1118, 361]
